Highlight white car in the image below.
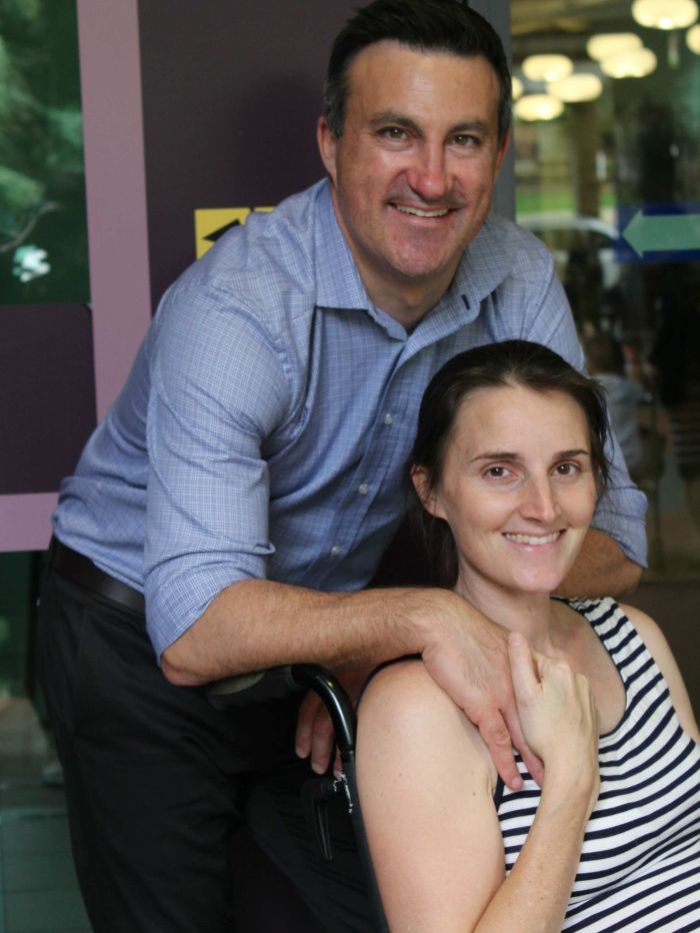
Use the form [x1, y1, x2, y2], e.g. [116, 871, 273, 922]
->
[518, 212, 623, 292]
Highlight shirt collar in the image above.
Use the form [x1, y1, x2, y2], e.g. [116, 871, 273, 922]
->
[314, 179, 371, 312]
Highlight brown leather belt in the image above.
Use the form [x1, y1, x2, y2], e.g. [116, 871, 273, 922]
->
[48, 536, 145, 614]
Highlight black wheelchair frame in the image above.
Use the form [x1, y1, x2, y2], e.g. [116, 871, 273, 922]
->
[209, 665, 389, 932]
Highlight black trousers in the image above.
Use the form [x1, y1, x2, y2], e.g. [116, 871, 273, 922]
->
[36, 568, 373, 933]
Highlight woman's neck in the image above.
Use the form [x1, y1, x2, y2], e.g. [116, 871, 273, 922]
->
[454, 576, 564, 656]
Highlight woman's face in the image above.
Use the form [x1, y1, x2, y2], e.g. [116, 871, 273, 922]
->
[413, 383, 598, 599]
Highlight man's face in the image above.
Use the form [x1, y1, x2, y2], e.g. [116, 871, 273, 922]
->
[318, 41, 508, 314]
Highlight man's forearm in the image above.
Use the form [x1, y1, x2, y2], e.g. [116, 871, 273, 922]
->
[160, 578, 437, 686]
[159, 576, 537, 790]
[556, 528, 642, 599]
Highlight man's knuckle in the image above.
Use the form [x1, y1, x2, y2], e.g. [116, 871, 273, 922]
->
[481, 721, 510, 747]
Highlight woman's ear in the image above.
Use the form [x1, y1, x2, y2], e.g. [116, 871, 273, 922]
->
[410, 465, 444, 518]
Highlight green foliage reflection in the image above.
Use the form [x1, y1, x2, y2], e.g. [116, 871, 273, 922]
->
[0, 0, 89, 304]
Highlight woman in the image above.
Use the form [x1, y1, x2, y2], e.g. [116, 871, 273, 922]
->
[356, 340, 700, 932]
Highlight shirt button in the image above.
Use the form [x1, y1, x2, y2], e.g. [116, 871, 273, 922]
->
[330, 545, 341, 557]
[358, 482, 369, 496]
[384, 414, 393, 425]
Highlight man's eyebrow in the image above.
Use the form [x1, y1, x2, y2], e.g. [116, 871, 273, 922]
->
[368, 111, 421, 132]
[449, 119, 490, 136]
[368, 112, 490, 136]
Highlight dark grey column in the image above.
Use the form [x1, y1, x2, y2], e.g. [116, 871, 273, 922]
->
[469, 0, 515, 219]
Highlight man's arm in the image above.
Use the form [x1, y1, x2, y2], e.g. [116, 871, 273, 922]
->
[161, 578, 537, 790]
[556, 528, 643, 599]
[289, 524, 641, 777]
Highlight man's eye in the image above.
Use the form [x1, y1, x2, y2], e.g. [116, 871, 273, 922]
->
[453, 134, 477, 147]
[382, 126, 407, 140]
[485, 465, 510, 479]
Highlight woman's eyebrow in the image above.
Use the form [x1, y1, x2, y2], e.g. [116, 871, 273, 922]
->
[555, 448, 590, 459]
[470, 451, 519, 463]
[469, 448, 590, 464]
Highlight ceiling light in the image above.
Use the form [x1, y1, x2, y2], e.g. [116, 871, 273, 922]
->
[600, 46, 658, 77]
[548, 73, 604, 102]
[631, 0, 699, 30]
[688, 23, 700, 51]
[522, 54, 573, 82]
[586, 33, 642, 61]
[512, 76, 524, 100]
[514, 94, 565, 122]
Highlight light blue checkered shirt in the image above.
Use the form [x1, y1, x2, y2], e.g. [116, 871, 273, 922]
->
[54, 179, 647, 658]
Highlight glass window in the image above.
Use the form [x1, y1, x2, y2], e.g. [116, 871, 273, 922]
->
[512, 1, 700, 582]
[0, 0, 88, 304]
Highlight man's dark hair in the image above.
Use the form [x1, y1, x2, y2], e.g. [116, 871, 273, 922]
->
[411, 340, 611, 588]
[324, 0, 512, 144]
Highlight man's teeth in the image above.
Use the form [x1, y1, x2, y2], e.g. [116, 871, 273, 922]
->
[395, 204, 449, 218]
[504, 532, 560, 546]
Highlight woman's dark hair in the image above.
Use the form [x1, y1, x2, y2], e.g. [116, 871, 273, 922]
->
[411, 340, 611, 587]
[324, 0, 512, 145]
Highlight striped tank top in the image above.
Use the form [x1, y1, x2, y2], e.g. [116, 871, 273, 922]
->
[495, 597, 700, 931]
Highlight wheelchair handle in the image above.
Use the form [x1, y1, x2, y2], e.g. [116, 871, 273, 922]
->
[207, 663, 357, 757]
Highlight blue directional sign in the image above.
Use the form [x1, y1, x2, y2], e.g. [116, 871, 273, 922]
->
[617, 203, 700, 264]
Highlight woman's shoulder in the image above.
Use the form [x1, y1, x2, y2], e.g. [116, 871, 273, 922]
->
[359, 659, 497, 791]
[362, 658, 473, 732]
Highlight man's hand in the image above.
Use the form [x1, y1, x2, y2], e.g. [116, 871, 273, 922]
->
[295, 668, 372, 775]
[417, 592, 543, 790]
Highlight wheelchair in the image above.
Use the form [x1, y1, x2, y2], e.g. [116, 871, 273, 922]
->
[209, 664, 389, 932]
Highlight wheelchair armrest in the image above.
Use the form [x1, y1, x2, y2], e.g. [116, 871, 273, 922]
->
[207, 663, 357, 758]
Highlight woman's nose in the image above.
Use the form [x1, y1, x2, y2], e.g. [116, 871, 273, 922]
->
[520, 476, 560, 523]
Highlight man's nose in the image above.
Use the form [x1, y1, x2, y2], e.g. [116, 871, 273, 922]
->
[405, 142, 450, 201]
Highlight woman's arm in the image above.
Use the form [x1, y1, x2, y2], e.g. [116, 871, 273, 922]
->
[356, 638, 599, 933]
[474, 635, 600, 932]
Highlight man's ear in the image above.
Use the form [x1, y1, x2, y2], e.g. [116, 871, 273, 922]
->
[494, 130, 510, 177]
[410, 465, 444, 519]
[317, 116, 338, 185]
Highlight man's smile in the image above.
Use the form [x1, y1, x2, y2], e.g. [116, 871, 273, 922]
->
[392, 203, 452, 218]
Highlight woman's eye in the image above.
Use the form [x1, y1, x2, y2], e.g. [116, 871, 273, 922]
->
[554, 462, 580, 477]
[484, 465, 511, 479]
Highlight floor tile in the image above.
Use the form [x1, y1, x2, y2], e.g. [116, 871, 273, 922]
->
[3, 852, 79, 894]
[5, 888, 90, 933]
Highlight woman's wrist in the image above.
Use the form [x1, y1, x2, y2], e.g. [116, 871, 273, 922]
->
[540, 764, 600, 821]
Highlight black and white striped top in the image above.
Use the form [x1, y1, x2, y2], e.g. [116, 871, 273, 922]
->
[495, 597, 700, 931]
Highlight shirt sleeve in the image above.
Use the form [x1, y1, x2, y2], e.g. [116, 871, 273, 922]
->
[517, 244, 648, 569]
[143, 280, 292, 659]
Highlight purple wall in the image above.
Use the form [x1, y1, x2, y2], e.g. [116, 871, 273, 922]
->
[0, 0, 151, 550]
[0, 0, 512, 552]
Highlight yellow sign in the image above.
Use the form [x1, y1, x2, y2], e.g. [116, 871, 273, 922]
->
[195, 207, 273, 258]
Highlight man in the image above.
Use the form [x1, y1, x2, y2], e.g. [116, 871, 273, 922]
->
[37, 2, 647, 931]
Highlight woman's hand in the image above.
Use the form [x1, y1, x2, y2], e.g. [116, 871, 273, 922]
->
[508, 631, 600, 813]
